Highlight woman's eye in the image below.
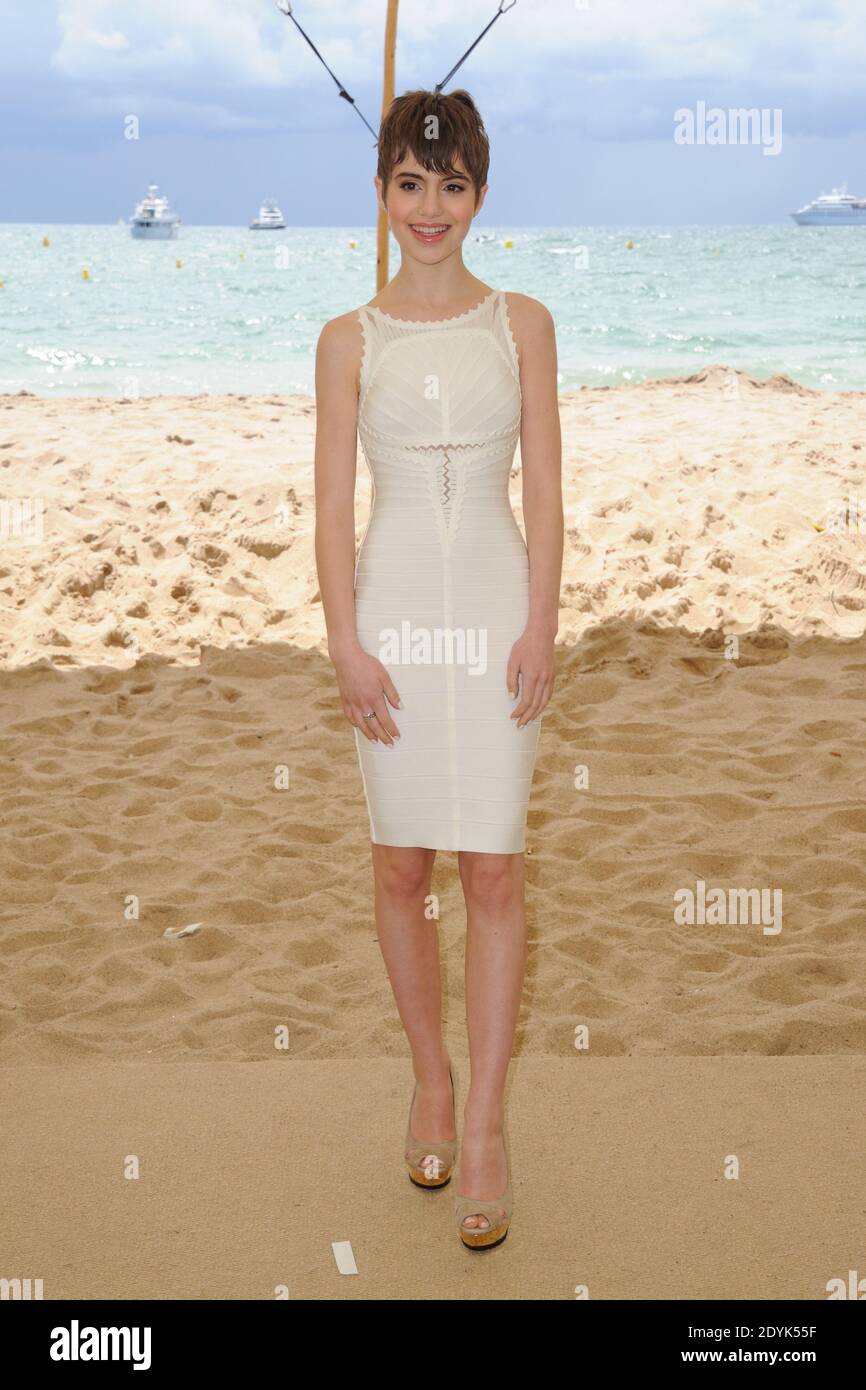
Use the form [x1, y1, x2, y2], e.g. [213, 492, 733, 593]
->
[398, 181, 466, 193]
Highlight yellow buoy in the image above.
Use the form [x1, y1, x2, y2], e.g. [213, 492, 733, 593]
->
[175, 259, 182, 268]
[42, 236, 50, 247]
[626, 239, 634, 249]
[82, 268, 90, 280]
[504, 237, 513, 249]
[349, 238, 357, 249]
[240, 252, 244, 260]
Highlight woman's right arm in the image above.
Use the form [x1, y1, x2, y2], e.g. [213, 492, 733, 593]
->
[313, 315, 401, 745]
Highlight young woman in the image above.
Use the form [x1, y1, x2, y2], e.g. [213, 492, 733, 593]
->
[314, 88, 562, 1249]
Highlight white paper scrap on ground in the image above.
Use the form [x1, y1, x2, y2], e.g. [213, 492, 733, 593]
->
[331, 1241, 358, 1275]
[163, 922, 204, 940]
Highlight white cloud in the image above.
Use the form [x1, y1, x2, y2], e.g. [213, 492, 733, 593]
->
[85, 29, 128, 52]
[52, 0, 866, 87]
[53, 0, 287, 84]
[43, 0, 866, 137]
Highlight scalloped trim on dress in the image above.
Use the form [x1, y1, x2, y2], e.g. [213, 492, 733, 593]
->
[356, 305, 371, 400]
[358, 420, 520, 448]
[499, 291, 522, 399]
[420, 447, 468, 545]
[364, 288, 498, 328]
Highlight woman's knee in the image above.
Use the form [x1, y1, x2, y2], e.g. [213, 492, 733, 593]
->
[458, 852, 523, 911]
[372, 845, 434, 901]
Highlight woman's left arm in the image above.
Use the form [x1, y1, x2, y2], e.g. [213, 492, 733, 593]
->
[507, 296, 563, 728]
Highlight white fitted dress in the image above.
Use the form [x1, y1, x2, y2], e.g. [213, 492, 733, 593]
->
[353, 288, 542, 853]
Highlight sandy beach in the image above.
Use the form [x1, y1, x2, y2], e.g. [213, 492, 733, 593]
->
[3, 1056, 864, 1300]
[1, 366, 864, 673]
[1, 369, 864, 1299]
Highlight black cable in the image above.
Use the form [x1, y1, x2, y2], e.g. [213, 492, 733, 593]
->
[435, 1, 517, 93]
[274, 1, 519, 139]
[274, 1, 379, 143]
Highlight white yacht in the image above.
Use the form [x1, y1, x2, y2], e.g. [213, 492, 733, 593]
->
[790, 185, 866, 226]
[249, 198, 286, 230]
[129, 185, 181, 239]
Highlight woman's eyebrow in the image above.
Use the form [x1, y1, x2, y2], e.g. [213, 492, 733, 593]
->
[395, 169, 467, 182]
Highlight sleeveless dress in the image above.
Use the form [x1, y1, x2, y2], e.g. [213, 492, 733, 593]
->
[353, 287, 542, 853]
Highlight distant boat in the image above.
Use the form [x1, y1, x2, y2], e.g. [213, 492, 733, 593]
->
[790, 185, 866, 226]
[249, 198, 286, 230]
[129, 185, 181, 239]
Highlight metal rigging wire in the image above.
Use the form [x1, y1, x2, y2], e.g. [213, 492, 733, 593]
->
[435, 1, 517, 94]
[273, 1, 379, 143]
[273, 1, 518, 139]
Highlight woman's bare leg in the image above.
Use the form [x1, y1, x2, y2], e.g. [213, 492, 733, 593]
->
[371, 843, 455, 1142]
[457, 850, 526, 1229]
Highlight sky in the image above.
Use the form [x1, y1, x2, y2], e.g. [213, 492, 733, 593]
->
[1, 0, 865, 226]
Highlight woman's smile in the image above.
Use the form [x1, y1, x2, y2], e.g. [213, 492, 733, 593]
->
[408, 223, 451, 243]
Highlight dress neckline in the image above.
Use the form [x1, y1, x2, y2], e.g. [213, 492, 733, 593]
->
[365, 288, 498, 327]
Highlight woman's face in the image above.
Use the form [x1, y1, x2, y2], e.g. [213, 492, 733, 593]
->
[376, 156, 487, 259]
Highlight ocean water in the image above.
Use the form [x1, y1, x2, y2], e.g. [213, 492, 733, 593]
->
[0, 223, 864, 397]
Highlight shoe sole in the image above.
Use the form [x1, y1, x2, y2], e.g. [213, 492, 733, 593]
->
[408, 1170, 452, 1189]
[460, 1226, 509, 1250]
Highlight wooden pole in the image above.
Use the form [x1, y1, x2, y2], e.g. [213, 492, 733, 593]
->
[377, 1, 399, 292]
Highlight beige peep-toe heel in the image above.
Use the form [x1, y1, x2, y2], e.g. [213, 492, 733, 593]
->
[455, 1123, 512, 1249]
[404, 1062, 457, 1189]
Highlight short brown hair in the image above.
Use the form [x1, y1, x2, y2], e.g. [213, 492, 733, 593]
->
[377, 89, 490, 209]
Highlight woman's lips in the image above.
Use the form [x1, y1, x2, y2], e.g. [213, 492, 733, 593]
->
[409, 225, 450, 243]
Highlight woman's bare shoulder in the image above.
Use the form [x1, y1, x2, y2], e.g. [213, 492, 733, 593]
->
[317, 307, 365, 353]
[502, 291, 554, 334]
[501, 293, 555, 370]
[316, 309, 366, 398]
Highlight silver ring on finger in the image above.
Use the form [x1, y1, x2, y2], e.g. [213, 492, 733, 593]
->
[363, 710, 376, 720]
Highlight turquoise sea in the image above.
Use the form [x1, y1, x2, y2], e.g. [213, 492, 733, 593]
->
[1, 224, 864, 396]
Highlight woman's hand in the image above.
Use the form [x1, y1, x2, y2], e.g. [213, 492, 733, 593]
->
[331, 642, 402, 745]
[506, 625, 556, 729]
